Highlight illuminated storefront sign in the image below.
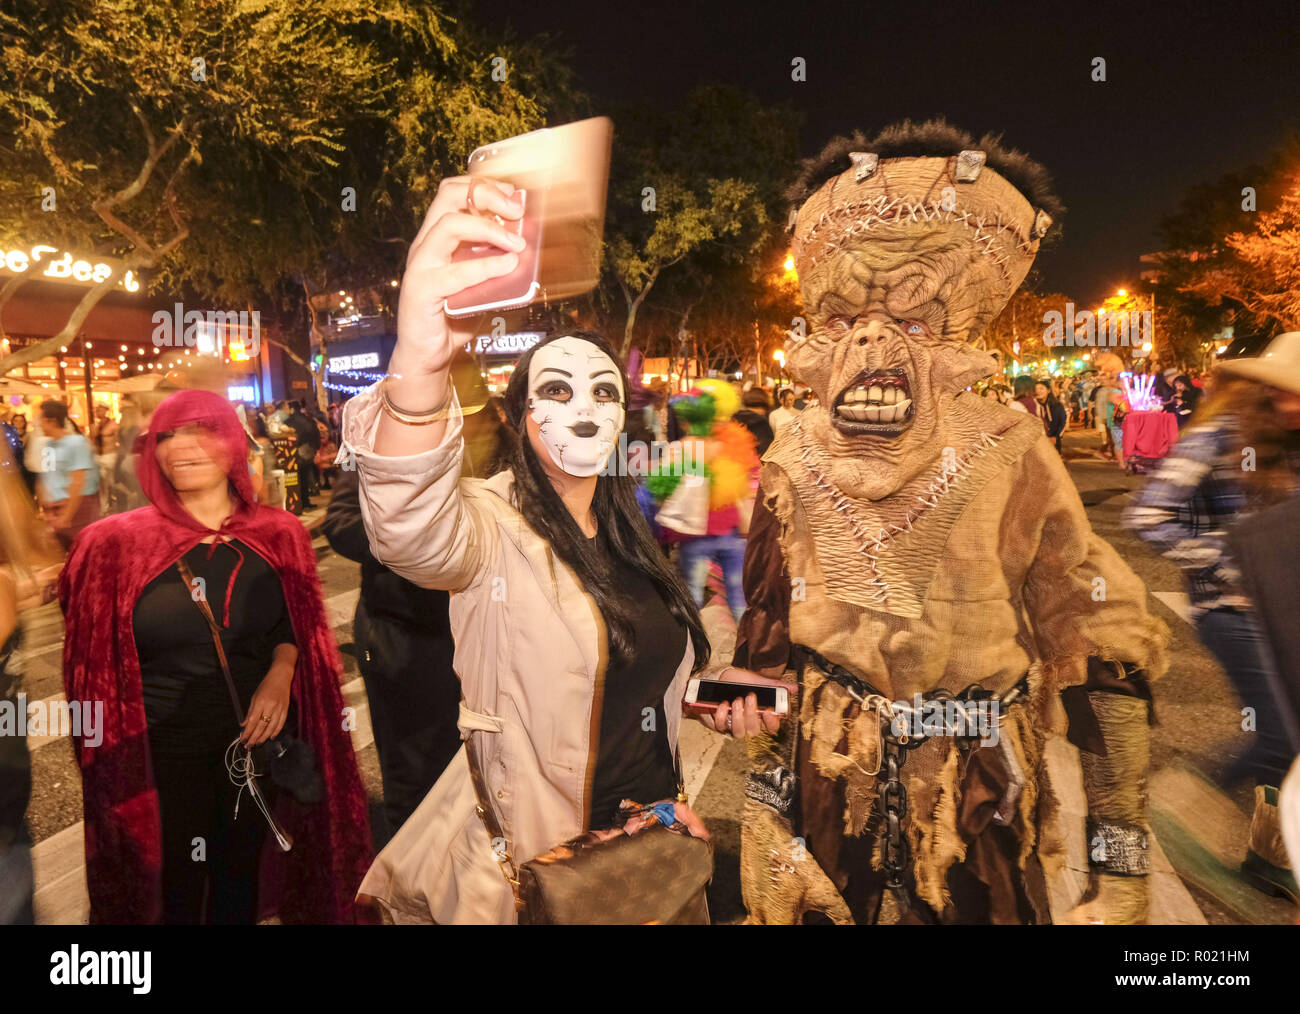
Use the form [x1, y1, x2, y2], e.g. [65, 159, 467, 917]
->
[327, 352, 380, 372]
[465, 331, 544, 356]
[0, 244, 140, 292]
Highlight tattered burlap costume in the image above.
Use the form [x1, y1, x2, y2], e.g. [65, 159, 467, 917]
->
[735, 125, 1168, 924]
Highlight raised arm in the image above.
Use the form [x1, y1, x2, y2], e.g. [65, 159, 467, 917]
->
[374, 175, 526, 455]
[339, 174, 526, 591]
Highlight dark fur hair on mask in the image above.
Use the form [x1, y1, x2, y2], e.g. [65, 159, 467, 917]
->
[787, 118, 1065, 240]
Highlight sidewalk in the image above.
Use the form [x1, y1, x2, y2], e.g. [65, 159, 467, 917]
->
[296, 490, 331, 536]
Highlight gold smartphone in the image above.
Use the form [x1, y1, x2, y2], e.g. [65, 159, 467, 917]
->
[444, 116, 613, 318]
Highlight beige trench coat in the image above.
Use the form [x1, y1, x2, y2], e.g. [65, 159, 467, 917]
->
[342, 385, 696, 923]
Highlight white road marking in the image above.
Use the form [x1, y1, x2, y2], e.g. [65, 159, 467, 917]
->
[1152, 590, 1194, 626]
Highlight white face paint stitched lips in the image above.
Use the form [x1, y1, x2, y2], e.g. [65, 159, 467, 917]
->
[527, 336, 626, 477]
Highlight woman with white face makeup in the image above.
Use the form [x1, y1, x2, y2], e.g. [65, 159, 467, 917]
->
[342, 173, 789, 923]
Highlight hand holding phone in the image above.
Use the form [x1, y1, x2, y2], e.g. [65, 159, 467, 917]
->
[374, 175, 525, 459]
[444, 116, 612, 318]
[685, 668, 793, 740]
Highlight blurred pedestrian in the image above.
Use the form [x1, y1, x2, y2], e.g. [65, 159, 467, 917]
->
[649, 381, 758, 621]
[285, 401, 321, 508]
[110, 391, 167, 514]
[246, 414, 281, 507]
[322, 466, 461, 837]
[1010, 375, 1046, 432]
[1094, 353, 1124, 460]
[0, 440, 63, 925]
[58, 389, 373, 924]
[1165, 373, 1201, 428]
[1036, 379, 1068, 452]
[734, 384, 776, 457]
[769, 387, 800, 435]
[90, 403, 119, 513]
[9, 415, 34, 496]
[1124, 332, 1300, 902]
[36, 400, 99, 551]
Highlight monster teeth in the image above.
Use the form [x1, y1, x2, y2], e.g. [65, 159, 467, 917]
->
[835, 398, 914, 424]
[866, 385, 884, 403]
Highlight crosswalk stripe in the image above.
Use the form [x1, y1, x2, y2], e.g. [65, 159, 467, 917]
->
[1151, 590, 1194, 626]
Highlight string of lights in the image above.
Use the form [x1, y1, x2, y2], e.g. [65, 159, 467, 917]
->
[327, 369, 386, 383]
[324, 380, 375, 395]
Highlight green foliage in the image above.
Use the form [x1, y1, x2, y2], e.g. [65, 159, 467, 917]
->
[1153, 137, 1300, 336]
[0, 0, 581, 375]
[599, 85, 800, 355]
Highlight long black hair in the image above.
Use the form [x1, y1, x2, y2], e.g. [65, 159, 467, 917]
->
[502, 331, 711, 674]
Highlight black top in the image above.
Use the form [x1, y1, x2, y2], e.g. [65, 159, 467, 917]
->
[587, 535, 686, 829]
[133, 540, 296, 757]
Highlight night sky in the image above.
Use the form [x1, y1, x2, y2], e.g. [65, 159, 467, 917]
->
[478, 0, 1299, 306]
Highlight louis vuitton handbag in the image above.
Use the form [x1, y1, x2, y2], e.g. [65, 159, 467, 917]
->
[466, 738, 713, 924]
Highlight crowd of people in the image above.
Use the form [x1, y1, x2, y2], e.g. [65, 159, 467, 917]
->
[972, 356, 1209, 465]
[0, 323, 1293, 927]
[1, 331, 1293, 926]
[1, 158, 1296, 928]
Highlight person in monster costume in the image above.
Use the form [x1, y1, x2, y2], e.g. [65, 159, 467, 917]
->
[733, 120, 1170, 925]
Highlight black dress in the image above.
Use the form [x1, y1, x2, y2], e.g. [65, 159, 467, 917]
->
[586, 535, 688, 829]
[132, 540, 296, 924]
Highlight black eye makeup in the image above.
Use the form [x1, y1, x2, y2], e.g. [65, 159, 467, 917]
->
[537, 380, 573, 402]
[592, 382, 620, 402]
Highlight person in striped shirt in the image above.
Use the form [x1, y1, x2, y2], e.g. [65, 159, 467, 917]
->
[1124, 333, 1300, 902]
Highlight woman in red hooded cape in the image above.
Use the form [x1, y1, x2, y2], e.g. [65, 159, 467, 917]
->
[58, 389, 374, 923]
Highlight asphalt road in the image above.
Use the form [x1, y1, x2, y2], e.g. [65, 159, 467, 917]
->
[20, 421, 1295, 924]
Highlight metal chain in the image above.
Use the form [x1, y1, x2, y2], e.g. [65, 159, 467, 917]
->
[879, 736, 912, 912]
[794, 645, 1029, 919]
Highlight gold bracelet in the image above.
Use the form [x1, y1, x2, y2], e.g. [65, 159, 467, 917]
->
[380, 377, 455, 426]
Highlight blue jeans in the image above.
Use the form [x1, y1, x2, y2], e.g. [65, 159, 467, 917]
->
[1196, 607, 1300, 787]
[678, 532, 747, 621]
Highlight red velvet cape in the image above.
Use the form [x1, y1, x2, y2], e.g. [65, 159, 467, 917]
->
[58, 390, 374, 923]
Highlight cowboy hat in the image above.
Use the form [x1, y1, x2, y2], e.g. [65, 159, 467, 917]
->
[1217, 332, 1300, 397]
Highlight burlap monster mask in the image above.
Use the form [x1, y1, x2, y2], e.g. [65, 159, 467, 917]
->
[785, 120, 1063, 501]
